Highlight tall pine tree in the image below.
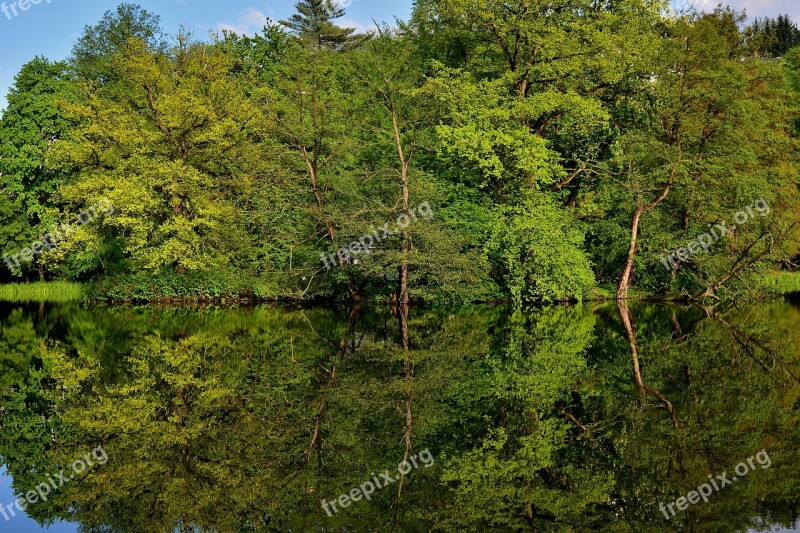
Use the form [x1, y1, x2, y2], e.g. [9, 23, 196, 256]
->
[280, 0, 367, 50]
[750, 14, 800, 57]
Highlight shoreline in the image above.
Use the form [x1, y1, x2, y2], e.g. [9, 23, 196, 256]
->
[1, 280, 798, 307]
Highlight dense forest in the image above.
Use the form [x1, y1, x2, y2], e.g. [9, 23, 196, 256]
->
[3, 0, 800, 305]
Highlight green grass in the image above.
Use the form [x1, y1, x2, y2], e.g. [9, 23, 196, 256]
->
[0, 282, 84, 303]
[588, 284, 616, 300]
[754, 272, 800, 295]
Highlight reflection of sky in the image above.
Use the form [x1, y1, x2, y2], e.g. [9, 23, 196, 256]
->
[0, 466, 77, 532]
[748, 520, 800, 533]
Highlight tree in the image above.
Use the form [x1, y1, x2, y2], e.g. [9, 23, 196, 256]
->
[614, 9, 800, 299]
[217, 19, 291, 84]
[71, 3, 166, 83]
[280, 0, 368, 51]
[410, 0, 661, 303]
[749, 14, 800, 57]
[255, 39, 366, 301]
[345, 30, 492, 305]
[351, 33, 426, 305]
[2, 0, 800, 304]
[0, 57, 75, 280]
[51, 35, 265, 295]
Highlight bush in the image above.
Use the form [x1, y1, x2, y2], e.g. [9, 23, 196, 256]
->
[486, 192, 595, 305]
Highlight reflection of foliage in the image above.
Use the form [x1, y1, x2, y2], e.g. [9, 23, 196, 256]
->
[577, 302, 800, 532]
[0, 302, 797, 532]
[433, 306, 611, 531]
[0, 307, 66, 524]
[43, 308, 334, 531]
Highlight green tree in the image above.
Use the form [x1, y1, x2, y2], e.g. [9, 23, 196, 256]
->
[749, 15, 800, 57]
[0, 57, 75, 280]
[71, 3, 166, 83]
[280, 0, 368, 51]
[613, 9, 800, 299]
[51, 36, 266, 295]
[256, 39, 365, 301]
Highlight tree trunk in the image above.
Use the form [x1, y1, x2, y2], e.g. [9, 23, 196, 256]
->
[617, 299, 646, 396]
[293, 306, 361, 478]
[693, 229, 784, 301]
[616, 147, 682, 300]
[302, 147, 361, 302]
[617, 299, 681, 428]
[617, 206, 644, 300]
[391, 303, 413, 532]
[390, 107, 412, 307]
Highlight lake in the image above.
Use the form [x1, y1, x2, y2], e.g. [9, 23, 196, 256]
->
[0, 300, 797, 531]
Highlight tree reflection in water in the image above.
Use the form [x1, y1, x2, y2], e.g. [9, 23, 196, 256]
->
[0, 301, 797, 532]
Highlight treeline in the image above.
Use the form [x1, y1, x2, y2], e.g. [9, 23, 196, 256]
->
[750, 14, 800, 57]
[1, 0, 800, 305]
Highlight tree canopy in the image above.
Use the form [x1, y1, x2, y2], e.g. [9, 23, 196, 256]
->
[1, 2, 799, 305]
[280, 0, 368, 50]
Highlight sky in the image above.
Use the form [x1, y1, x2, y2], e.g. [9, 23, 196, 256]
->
[0, 467, 77, 532]
[0, 0, 412, 110]
[0, 0, 799, 110]
[693, 0, 800, 20]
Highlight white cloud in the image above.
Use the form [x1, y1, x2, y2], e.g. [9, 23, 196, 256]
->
[338, 17, 370, 33]
[216, 8, 271, 37]
[679, 0, 800, 20]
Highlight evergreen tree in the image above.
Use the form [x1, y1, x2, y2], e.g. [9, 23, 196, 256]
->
[280, 0, 367, 50]
[749, 14, 800, 57]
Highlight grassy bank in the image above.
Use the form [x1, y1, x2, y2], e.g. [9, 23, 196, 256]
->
[0, 282, 84, 303]
[1, 275, 797, 306]
[754, 272, 800, 296]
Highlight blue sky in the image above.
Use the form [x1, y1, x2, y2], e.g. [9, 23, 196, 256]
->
[1, 0, 799, 109]
[0, 467, 77, 532]
[0, 0, 414, 110]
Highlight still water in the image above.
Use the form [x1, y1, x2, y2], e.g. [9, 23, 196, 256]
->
[0, 300, 797, 532]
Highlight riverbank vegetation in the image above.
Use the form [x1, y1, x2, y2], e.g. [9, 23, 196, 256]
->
[2, 1, 800, 305]
[0, 282, 83, 303]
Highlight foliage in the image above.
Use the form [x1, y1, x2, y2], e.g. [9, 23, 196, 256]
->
[0, 282, 83, 302]
[0, 301, 797, 530]
[70, 3, 167, 82]
[0, 57, 76, 280]
[0, 2, 799, 305]
[751, 271, 800, 295]
[486, 191, 595, 304]
[280, 0, 369, 51]
[749, 15, 800, 57]
[51, 35, 264, 292]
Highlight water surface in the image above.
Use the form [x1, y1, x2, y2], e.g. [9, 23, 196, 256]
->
[0, 301, 798, 531]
